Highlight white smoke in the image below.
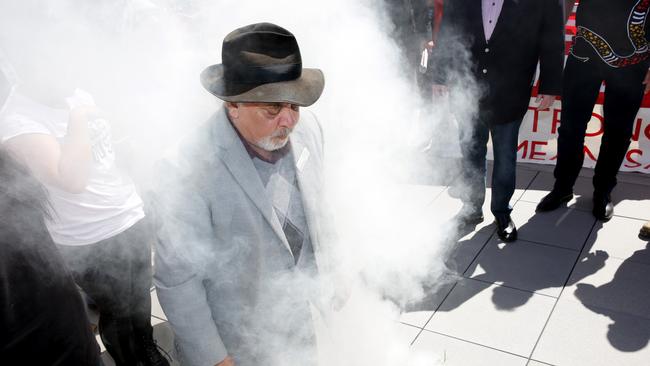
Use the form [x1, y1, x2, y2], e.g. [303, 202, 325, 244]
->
[0, 1, 479, 365]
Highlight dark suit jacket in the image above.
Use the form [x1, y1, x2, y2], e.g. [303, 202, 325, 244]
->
[430, 0, 565, 125]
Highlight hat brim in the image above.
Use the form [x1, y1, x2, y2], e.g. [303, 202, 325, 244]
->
[200, 64, 324, 107]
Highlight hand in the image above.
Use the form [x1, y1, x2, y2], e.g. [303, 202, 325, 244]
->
[331, 281, 351, 311]
[535, 94, 556, 111]
[643, 68, 650, 94]
[423, 40, 435, 50]
[68, 105, 100, 125]
[215, 356, 235, 366]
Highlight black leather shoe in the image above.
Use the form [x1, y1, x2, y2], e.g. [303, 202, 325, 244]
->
[495, 215, 517, 242]
[138, 336, 171, 366]
[639, 221, 650, 241]
[592, 193, 614, 221]
[536, 190, 573, 212]
[453, 205, 484, 228]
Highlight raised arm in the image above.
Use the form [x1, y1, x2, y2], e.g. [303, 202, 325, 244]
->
[3, 106, 94, 193]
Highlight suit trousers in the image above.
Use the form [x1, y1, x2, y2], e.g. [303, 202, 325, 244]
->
[58, 219, 154, 366]
[553, 56, 647, 195]
[460, 117, 523, 220]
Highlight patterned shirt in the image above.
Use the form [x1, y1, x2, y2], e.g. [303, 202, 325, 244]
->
[228, 114, 314, 266]
[571, 0, 650, 67]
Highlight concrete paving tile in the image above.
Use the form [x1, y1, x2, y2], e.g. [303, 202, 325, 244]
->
[396, 323, 422, 345]
[425, 279, 556, 357]
[151, 315, 166, 326]
[433, 188, 498, 233]
[582, 217, 650, 264]
[532, 298, 650, 366]
[400, 227, 495, 328]
[400, 281, 456, 328]
[410, 330, 528, 366]
[563, 255, 650, 320]
[617, 171, 650, 186]
[151, 289, 168, 321]
[395, 184, 446, 211]
[526, 361, 555, 366]
[445, 229, 494, 276]
[518, 171, 593, 211]
[610, 182, 650, 221]
[399, 310, 433, 330]
[465, 238, 579, 297]
[511, 201, 595, 250]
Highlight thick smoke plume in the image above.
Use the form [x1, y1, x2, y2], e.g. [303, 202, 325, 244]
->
[0, 1, 479, 364]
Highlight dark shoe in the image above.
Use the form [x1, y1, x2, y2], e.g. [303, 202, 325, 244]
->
[138, 336, 171, 366]
[639, 221, 650, 241]
[495, 215, 517, 242]
[536, 190, 573, 212]
[453, 204, 484, 228]
[592, 193, 613, 222]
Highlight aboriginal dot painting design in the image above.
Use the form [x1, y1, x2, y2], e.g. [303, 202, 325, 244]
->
[571, 0, 650, 67]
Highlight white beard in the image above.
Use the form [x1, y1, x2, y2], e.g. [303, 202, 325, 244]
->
[254, 128, 291, 151]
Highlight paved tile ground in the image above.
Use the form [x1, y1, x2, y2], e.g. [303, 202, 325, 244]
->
[99, 162, 650, 366]
[400, 162, 650, 366]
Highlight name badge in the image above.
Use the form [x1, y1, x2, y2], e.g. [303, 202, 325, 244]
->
[296, 148, 310, 172]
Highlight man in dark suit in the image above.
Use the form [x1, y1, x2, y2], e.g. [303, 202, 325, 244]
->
[537, 0, 650, 221]
[430, 0, 565, 242]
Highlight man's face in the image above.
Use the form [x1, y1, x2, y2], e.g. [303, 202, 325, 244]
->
[227, 102, 300, 151]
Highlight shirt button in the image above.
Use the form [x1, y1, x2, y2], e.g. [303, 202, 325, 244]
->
[485, 48, 490, 53]
[482, 68, 488, 74]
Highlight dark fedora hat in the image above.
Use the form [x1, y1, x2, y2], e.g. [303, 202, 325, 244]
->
[200, 22, 324, 106]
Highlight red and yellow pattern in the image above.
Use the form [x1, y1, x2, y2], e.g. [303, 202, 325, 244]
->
[571, 0, 650, 68]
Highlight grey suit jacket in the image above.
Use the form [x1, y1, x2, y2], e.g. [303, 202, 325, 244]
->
[153, 107, 330, 366]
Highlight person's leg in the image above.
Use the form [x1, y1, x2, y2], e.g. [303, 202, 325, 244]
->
[593, 63, 646, 196]
[553, 57, 604, 192]
[115, 219, 169, 365]
[58, 242, 139, 366]
[459, 118, 490, 212]
[538, 57, 604, 212]
[489, 118, 524, 220]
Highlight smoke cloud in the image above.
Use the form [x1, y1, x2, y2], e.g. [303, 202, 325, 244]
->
[0, 1, 479, 365]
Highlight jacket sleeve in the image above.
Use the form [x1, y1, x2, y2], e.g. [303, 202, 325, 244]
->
[537, 0, 565, 96]
[152, 158, 228, 366]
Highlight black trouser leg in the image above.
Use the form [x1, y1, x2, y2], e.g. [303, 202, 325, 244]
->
[459, 118, 489, 209]
[593, 63, 647, 195]
[120, 221, 155, 341]
[58, 220, 154, 366]
[553, 57, 603, 193]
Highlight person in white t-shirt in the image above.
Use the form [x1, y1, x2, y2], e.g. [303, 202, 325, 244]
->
[0, 56, 169, 366]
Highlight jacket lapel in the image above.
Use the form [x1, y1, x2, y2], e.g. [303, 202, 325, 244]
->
[290, 134, 321, 255]
[467, 1, 485, 41]
[488, 0, 518, 43]
[213, 110, 293, 256]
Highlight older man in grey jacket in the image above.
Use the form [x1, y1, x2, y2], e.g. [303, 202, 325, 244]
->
[153, 23, 333, 366]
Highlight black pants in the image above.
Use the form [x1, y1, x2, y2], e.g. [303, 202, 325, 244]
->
[58, 219, 154, 365]
[554, 56, 647, 195]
